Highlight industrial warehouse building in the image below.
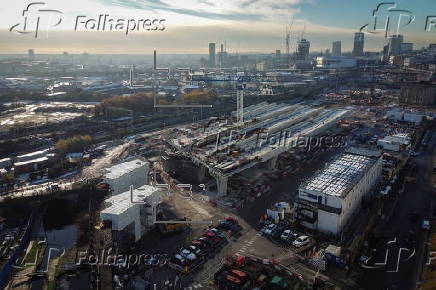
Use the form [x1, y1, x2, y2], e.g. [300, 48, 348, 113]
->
[100, 185, 162, 249]
[377, 133, 411, 152]
[315, 56, 357, 69]
[386, 109, 426, 125]
[294, 146, 382, 237]
[103, 159, 149, 196]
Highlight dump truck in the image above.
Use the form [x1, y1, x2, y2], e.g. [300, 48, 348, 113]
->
[156, 212, 189, 235]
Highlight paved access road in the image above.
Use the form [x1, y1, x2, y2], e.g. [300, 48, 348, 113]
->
[360, 130, 436, 290]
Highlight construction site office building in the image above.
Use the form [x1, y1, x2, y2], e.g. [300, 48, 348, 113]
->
[100, 185, 162, 250]
[103, 159, 149, 196]
[294, 146, 382, 237]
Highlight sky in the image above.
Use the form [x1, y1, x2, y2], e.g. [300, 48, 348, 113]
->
[0, 0, 435, 54]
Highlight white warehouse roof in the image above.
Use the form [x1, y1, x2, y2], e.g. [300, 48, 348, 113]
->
[101, 185, 160, 215]
[378, 133, 411, 146]
[302, 153, 375, 197]
[104, 159, 148, 180]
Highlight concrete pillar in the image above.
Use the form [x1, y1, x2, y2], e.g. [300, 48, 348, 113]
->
[268, 156, 278, 170]
[216, 175, 228, 196]
[197, 165, 206, 182]
[134, 221, 141, 242]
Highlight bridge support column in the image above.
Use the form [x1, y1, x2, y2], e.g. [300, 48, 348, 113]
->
[216, 176, 228, 196]
[197, 165, 206, 182]
[268, 156, 278, 170]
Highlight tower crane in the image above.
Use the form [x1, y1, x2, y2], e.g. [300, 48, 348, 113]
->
[286, 17, 294, 68]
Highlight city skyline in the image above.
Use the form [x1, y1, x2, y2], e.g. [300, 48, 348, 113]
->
[0, 0, 435, 54]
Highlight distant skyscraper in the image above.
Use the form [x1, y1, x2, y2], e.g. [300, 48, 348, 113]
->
[218, 44, 224, 67]
[296, 39, 310, 61]
[275, 50, 281, 57]
[28, 49, 34, 60]
[401, 43, 413, 53]
[209, 43, 216, 67]
[200, 57, 207, 67]
[332, 41, 341, 56]
[388, 35, 404, 56]
[353, 32, 364, 57]
[382, 44, 389, 62]
[130, 65, 134, 86]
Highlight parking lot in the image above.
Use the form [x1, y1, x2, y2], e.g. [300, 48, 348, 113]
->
[259, 220, 315, 253]
[111, 217, 244, 289]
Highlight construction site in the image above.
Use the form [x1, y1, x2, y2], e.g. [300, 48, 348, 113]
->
[160, 101, 349, 204]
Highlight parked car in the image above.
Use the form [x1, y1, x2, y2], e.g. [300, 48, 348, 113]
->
[218, 220, 233, 230]
[280, 230, 296, 241]
[198, 237, 218, 249]
[172, 255, 188, 266]
[179, 248, 196, 261]
[271, 226, 284, 239]
[188, 245, 202, 256]
[293, 236, 310, 248]
[224, 216, 239, 224]
[204, 231, 224, 243]
[192, 240, 214, 254]
[422, 220, 431, 230]
[261, 224, 277, 235]
[218, 220, 242, 233]
[209, 228, 225, 238]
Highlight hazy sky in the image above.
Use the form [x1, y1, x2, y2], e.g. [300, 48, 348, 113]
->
[1, 0, 435, 54]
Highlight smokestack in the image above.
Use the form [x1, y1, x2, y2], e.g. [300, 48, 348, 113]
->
[220, 44, 224, 68]
[129, 65, 133, 86]
[129, 185, 134, 203]
[215, 132, 220, 151]
[153, 50, 157, 70]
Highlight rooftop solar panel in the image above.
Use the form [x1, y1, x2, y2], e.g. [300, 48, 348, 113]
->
[302, 153, 374, 197]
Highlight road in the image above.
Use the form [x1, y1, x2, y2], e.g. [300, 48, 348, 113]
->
[360, 130, 436, 290]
